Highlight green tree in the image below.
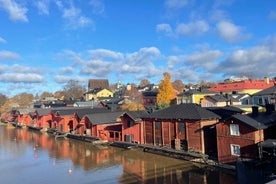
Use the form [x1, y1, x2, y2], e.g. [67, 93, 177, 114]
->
[156, 72, 175, 109]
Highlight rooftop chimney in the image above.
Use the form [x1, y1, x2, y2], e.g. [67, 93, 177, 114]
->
[264, 76, 270, 84]
[252, 106, 259, 116]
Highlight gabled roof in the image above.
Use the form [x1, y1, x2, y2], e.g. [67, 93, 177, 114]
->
[146, 103, 220, 120]
[35, 108, 52, 116]
[122, 111, 149, 121]
[142, 89, 158, 97]
[178, 88, 215, 96]
[232, 114, 267, 130]
[252, 85, 276, 96]
[206, 106, 244, 119]
[88, 79, 109, 90]
[205, 94, 240, 103]
[52, 107, 109, 119]
[85, 111, 124, 125]
[231, 110, 276, 130]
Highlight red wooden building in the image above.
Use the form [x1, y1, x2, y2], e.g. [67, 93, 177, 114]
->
[16, 109, 34, 127]
[81, 111, 123, 142]
[141, 103, 220, 154]
[28, 109, 53, 131]
[215, 105, 276, 164]
[120, 111, 148, 144]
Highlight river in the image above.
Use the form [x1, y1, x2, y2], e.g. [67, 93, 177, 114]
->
[0, 124, 237, 184]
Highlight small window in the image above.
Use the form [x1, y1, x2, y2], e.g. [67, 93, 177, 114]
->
[230, 124, 240, 136]
[231, 144, 240, 156]
[127, 120, 134, 128]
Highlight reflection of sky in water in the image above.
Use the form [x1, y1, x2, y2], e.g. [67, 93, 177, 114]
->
[0, 125, 237, 184]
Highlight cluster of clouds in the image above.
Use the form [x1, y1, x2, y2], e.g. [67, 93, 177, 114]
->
[0, 0, 104, 29]
[1, 0, 276, 96]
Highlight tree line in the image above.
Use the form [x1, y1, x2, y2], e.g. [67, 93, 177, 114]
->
[0, 72, 216, 114]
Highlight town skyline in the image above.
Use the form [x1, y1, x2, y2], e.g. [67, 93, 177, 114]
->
[1, 0, 276, 97]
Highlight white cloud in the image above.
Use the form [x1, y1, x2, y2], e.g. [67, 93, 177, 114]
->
[186, 50, 222, 70]
[0, 73, 44, 83]
[56, 1, 92, 29]
[165, 0, 188, 9]
[0, 0, 28, 22]
[10, 64, 42, 74]
[0, 50, 19, 60]
[269, 11, 276, 20]
[0, 37, 6, 43]
[81, 59, 115, 77]
[88, 49, 123, 60]
[89, 0, 105, 15]
[0, 65, 7, 73]
[126, 47, 161, 65]
[156, 24, 173, 36]
[216, 20, 250, 43]
[59, 66, 74, 74]
[217, 38, 276, 78]
[54, 75, 86, 83]
[176, 20, 209, 36]
[35, 0, 50, 15]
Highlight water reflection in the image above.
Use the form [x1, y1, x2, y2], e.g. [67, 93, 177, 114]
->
[0, 125, 237, 184]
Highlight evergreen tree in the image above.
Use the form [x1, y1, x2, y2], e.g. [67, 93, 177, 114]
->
[156, 72, 175, 109]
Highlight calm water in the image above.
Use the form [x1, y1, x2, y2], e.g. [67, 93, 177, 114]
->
[0, 124, 237, 184]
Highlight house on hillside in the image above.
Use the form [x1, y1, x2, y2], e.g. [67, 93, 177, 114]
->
[85, 88, 113, 101]
[141, 103, 220, 154]
[201, 94, 241, 107]
[209, 77, 275, 95]
[177, 88, 216, 105]
[141, 89, 158, 109]
[251, 85, 276, 106]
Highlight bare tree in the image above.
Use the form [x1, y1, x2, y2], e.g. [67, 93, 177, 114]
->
[63, 80, 86, 100]
[139, 79, 151, 88]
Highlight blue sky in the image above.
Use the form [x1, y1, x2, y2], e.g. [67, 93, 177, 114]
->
[1, 0, 276, 97]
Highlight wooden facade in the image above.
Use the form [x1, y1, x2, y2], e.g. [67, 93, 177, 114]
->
[216, 119, 264, 164]
[121, 113, 144, 144]
[143, 119, 218, 154]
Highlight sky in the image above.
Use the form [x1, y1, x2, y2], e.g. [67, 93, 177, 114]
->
[1, 0, 276, 97]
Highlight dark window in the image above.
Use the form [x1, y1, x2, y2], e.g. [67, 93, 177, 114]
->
[127, 120, 134, 127]
[178, 123, 185, 133]
[156, 121, 161, 130]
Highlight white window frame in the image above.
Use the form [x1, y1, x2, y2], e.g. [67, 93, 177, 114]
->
[230, 144, 240, 156]
[230, 124, 240, 136]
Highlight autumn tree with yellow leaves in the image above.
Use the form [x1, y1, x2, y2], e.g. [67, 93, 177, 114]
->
[156, 72, 175, 109]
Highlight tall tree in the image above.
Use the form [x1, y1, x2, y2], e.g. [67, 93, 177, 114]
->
[63, 80, 86, 100]
[172, 79, 186, 92]
[156, 72, 175, 109]
[0, 93, 34, 114]
[40, 92, 53, 99]
[0, 93, 8, 107]
[139, 79, 151, 88]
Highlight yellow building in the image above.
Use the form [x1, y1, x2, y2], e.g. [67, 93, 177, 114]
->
[85, 88, 113, 101]
[177, 88, 216, 105]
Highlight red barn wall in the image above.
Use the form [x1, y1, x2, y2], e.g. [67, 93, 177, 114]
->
[121, 116, 143, 144]
[216, 120, 262, 164]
